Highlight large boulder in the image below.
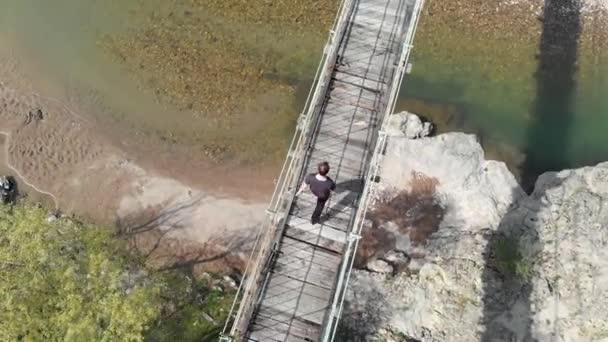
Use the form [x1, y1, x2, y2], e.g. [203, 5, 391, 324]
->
[526, 166, 608, 341]
[342, 114, 608, 341]
[380, 128, 523, 230]
[386, 111, 433, 139]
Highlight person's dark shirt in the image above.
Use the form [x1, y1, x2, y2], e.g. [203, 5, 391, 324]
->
[305, 173, 336, 200]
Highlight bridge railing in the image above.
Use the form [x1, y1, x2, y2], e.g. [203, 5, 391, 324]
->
[320, 0, 426, 340]
[220, 0, 356, 340]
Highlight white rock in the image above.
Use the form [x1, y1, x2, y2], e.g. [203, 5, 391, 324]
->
[367, 259, 394, 274]
[223, 275, 238, 289]
[383, 250, 409, 264]
[380, 130, 523, 230]
[407, 258, 425, 273]
[202, 311, 216, 323]
[344, 114, 608, 341]
[386, 112, 433, 139]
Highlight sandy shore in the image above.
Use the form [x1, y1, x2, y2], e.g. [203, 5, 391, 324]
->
[0, 58, 267, 271]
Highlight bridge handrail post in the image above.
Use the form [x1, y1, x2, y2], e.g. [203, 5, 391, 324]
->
[320, 0, 427, 340]
[220, 0, 357, 339]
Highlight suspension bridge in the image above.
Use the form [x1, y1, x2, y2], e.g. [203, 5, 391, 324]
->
[220, 0, 424, 340]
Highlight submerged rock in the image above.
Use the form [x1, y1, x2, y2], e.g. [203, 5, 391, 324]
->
[343, 114, 608, 341]
[386, 111, 433, 139]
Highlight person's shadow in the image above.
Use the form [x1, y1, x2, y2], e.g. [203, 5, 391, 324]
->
[321, 178, 364, 224]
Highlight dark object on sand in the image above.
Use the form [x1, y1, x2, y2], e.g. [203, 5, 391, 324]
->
[23, 109, 44, 126]
[0, 176, 17, 204]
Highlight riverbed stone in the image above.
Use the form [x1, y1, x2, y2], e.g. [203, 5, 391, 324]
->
[367, 259, 393, 274]
[383, 250, 409, 264]
[386, 111, 433, 139]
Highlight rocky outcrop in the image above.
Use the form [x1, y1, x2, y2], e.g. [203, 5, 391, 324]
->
[386, 112, 434, 139]
[341, 114, 608, 341]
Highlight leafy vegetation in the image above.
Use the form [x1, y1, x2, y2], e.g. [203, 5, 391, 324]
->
[0, 205, 233, 341]
[145, 272, 234, 341]
[493, 234, 535, 281]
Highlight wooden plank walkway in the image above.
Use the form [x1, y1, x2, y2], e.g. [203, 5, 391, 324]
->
[243, 0, 416, 341]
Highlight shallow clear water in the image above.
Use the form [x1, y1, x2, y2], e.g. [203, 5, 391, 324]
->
[0, 0, 179, 129]
[2, 0, 607, 187]
[396, 3, 608, 186]
[0, 0, 326, 165]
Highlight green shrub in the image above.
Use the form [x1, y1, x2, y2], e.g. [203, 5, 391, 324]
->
[494, 235, 534, 281]
[0, 205, 232, 341]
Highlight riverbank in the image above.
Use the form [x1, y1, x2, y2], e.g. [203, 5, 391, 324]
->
[0, 63, 265, 274]
[397, 0, 608, 182]
[0, 0, 340, 200]
[0, 0, 343, 277]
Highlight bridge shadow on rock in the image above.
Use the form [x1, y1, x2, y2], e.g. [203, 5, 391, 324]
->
[336, 283, 389, 341]
[481, 0, 581, 340]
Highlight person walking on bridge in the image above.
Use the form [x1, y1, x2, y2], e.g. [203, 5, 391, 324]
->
[297, 161, 336, 225]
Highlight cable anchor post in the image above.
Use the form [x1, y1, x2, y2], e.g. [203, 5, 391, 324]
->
[347, 233, 361, 242]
